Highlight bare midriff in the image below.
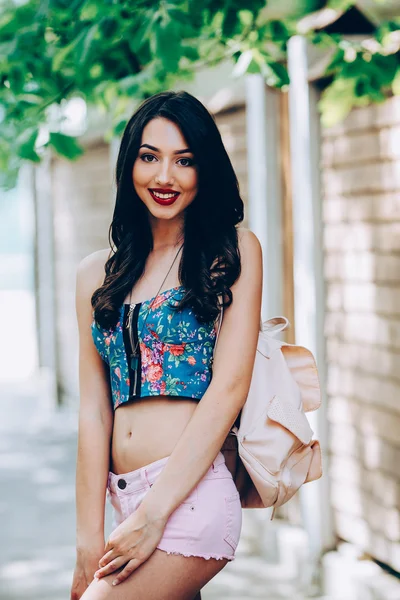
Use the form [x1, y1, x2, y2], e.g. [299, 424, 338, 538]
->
[110, 396, 199, 474]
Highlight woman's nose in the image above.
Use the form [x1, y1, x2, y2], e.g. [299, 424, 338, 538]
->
[155, 160, 174, 185]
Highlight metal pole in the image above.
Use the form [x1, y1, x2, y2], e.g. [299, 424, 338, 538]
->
[245, 74, 283, 320]
[287, 35, 335, 560]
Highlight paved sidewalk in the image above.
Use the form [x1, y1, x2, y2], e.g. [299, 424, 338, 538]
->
[0, 387, 80, 600]
[0, 384, 319, 600]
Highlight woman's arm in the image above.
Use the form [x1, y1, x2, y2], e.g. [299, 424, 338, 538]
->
[72, 251, 113, 592]
[74, 250, 113, 549]
[138, 228, 262, 521]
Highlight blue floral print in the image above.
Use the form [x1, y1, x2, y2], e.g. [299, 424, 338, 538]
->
[91, 287, 217, 409]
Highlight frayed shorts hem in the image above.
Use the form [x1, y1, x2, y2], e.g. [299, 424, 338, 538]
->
[156, 545, 235, 562]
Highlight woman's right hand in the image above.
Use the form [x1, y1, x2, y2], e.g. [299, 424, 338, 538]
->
[70, 545, 105, 600]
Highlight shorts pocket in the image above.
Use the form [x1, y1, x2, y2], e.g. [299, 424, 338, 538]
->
[224, 490, 242, 552]
[126, 490, 144, 516]
[107, 489, 124, 526]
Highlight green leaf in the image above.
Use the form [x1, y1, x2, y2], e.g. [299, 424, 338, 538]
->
[264, 61, 289, 87]
[267, 20, 290, 43]
[49, 133, 84, 160]
[222, 8, 239, 38]
[79, 0, 100, 21]
[167, 8, 199, 37]
[326, 0, 355, 10]
[367, 53, 398, 88]
[153, 19, 182, 72]
[168, 8, 192, 26]
[323, 47, 345, 76]
[113, 118, 128, 136]
[99, 16, 119, 39]
[9, 65, 25, 94]
[128, 12, 156, 52]
[238, 9, 253, 27]
[181, 43, 200, 61]
[89, 63, 103, 79]
[52, 35, 81, 72]
[17, 94, 43, 105]
[209, 10, 224, 31]
[354, 77, 368, 97]
[319, 77, 356, 127]
[79, 23, 100, 66]
[17, 127, 40, 162]
[0, 9, 14, 33]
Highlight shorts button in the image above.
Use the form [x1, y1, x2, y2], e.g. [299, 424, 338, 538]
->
[117, 478, 127, 489]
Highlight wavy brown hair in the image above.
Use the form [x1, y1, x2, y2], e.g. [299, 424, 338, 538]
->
[92, 90, 244, 329]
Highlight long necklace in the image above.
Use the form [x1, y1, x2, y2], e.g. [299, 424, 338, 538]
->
[125, 243, 184, 392]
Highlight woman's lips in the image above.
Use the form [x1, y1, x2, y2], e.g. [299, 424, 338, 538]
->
[148, 190, 180, 206]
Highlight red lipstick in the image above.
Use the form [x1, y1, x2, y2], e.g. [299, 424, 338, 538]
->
[148, 189, 180, 206]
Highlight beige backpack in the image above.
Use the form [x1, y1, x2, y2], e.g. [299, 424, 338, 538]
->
[216, 313, 322, 518]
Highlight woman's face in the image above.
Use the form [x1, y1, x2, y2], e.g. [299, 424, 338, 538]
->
[132, 117, 198, 221]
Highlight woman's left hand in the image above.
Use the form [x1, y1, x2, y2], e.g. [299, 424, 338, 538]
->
[93, 504, 168, 586]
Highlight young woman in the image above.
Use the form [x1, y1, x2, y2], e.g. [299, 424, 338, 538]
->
[71, 90, 262, 600]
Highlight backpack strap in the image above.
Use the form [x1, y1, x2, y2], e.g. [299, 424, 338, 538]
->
[213, 302, 224, 359]
[262, 316, 290, 336]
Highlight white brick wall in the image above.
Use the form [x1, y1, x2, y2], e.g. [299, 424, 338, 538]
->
[323, 94, 400, 572]
[215, 106, 249, 223]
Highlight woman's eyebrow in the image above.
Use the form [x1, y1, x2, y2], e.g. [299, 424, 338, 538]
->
[139, 143, 192, 154]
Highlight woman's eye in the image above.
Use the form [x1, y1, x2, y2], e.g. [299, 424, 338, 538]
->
[141, 154, 157, 163]
[178, 158, 194, 167]
[140, 154, 194, 166]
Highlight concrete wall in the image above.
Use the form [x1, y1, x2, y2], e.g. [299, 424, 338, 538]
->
[322, 95, 400, 571]
[52, 142, 113, 404]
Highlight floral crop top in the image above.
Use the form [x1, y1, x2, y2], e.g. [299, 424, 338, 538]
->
[91, 285, 218, 409]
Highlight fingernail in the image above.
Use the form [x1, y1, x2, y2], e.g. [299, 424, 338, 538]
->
[112, 580, 118, 586]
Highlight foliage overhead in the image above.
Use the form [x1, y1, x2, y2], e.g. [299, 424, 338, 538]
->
[0, 0, 399, 188]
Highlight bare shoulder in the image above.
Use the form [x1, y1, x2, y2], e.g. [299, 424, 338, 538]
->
[228, 227, 263, 299]
[76, 247, 113, 298]
[77, 247, 113, 279]
[236, 227, 263, 261]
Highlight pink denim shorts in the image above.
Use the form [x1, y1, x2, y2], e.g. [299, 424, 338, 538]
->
[106, 451, 242, 561]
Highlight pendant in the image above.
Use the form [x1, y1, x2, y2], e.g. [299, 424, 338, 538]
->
[130, 354, 139, 396]
[130, 354, 139, 371]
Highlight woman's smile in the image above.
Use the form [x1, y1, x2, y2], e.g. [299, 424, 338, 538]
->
[148, 188, 181, 205]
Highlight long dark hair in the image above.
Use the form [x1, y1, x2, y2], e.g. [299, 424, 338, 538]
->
[92, 90, 244, 329]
